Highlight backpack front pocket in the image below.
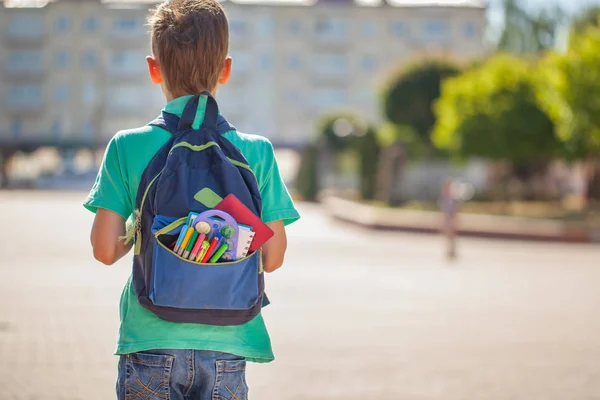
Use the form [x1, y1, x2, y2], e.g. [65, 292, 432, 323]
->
[149, 219, 261, 311]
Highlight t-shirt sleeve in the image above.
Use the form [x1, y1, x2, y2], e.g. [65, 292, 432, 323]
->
[83, 135, 132, 220]
[258, 141, 300, 226]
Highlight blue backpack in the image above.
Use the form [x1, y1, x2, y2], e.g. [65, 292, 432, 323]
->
[129, 93, 266, 325]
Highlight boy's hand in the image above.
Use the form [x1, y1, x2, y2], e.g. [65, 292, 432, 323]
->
[91, 208, 132, 265]
[262, 221, 287, 273]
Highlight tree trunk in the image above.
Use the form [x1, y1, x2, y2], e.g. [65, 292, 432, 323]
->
[0, 150, 12, 189]
[375, 143, 405, 205]
[586, 161, 600, 203]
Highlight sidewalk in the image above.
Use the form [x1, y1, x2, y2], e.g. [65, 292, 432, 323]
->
[324, 195, 600, 243]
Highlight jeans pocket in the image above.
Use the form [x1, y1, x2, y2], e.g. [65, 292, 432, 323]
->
[212, 359, 248, 400]
[124, 352, 174, 400]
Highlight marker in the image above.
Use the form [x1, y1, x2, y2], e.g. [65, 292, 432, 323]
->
[209, 243, 229, 263]
[195, 240, 210, 262]
[189, 233, 207, 260]
[178, 227, 195, 256]
[201, 237, 220, 263]
[174, 224, 189, 253]
[182, 231, 199, 259]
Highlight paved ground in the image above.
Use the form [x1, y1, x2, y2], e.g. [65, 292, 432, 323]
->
[1, 191, 600, 400]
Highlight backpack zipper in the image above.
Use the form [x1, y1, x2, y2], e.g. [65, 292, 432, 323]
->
[170, 141, 256, 176]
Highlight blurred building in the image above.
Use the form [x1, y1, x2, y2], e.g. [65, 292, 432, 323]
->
[0, 0, 487, 148]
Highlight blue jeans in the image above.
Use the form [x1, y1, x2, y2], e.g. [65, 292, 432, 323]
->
[116, 350, 248, 400]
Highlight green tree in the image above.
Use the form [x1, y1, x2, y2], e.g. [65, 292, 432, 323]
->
[571, 6, 600, 35]
[433, 54, 561, 166]
[381, 60, 459, 154]
[537, 26, 600, 199]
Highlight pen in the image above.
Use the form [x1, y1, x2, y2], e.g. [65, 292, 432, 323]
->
[182, 231, 199, 259]
[201, 237, 220, 263]
[189, 233, 206, 260]
[178, 226, 195, 256]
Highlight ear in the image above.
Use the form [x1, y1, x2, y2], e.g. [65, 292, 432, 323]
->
[218, 57, 232, 85]
[146, 56, 163, 85]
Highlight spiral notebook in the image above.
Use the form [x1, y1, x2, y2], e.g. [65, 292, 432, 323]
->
[236, 224, 256, 259]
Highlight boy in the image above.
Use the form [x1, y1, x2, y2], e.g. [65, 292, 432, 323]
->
[84, 0, 300, 398]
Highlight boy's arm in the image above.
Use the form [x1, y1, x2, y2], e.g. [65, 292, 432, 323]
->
[91, 208, 132, 265]
[258, 140, 300, 273]
[84, 135, 134, 265]
[262, 221, 287, 273]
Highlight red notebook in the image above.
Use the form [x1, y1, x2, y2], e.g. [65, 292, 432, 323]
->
[214, 195, 274, 253]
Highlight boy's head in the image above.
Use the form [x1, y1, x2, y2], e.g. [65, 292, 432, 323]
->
[146, 0, 232, 100]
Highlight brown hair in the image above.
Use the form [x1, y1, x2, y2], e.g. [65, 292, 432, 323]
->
[148, 0, 229, 97]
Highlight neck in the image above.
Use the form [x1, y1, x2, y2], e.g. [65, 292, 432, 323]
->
[164, 87, 218, 102]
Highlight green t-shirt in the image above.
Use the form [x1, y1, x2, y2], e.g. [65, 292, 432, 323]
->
[84, 95, 300, 363]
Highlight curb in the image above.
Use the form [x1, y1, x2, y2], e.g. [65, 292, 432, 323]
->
[324, 196, 599, 244]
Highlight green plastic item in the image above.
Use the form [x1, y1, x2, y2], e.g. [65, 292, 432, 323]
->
[209, 243, 229, 263]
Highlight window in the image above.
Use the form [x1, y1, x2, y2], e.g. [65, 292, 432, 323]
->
[230, 51, 248, 73]
[54, 84, 70, 102]
[111, 50, 145, 73]
[287, 55, 301, 69]
[288, 20, 301, 35]
[230, 20, 246, 35]
[259, 18, 274, 36]
[10, 84, 41, 103]
[315, 88, 347, 109]
[392, 21, 408, 38]
[82, 50, 98, 68]
[54, 16, 71, 33]
[11, 119, 22, 139]
[260, 54, 272, 71]
[316, 54, 348, 76]
[84, 16, 99, 33]
[464, 22, 477, 38]
[51, 118, 62, 139]
[55, 50, 70, 67]
[82, 120, 94, 140]
[8, 14, 43, 37]
[9, 50, 42, 71]
[361, 55, 377, 72]
[82, 83, 97, 104]
[423, 20, 450, 39]
[316, 17, 346, 38]
[113, 16, 143, 34]
[286, 89, 301, 103]
[107, 86, 141, 111]
[361, 21, 376, 37]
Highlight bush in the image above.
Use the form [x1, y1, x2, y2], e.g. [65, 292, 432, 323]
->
[294, 144, 319, 202]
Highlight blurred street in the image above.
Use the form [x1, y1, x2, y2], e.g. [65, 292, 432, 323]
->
[1, 191, 600, 400]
